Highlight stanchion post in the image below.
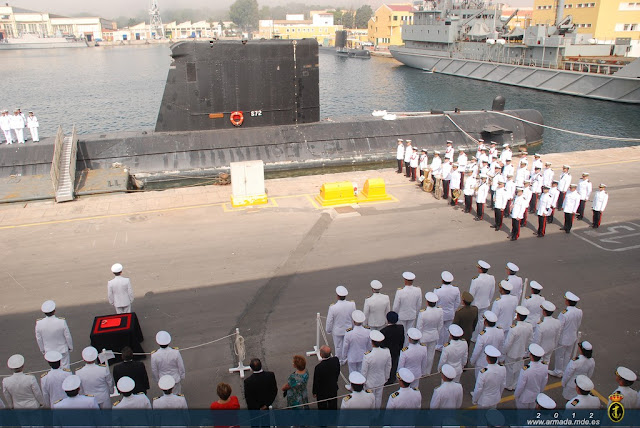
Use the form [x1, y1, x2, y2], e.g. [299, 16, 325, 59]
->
[521, 278, 529, 305]
[571, 331, 582, 359]
[228, 328, 250, 379]
[269, 405, 276, 428]
[306, 313, 322, 361]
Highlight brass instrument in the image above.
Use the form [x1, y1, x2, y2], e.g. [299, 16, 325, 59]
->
[452, 188, 462, 199]
[423, 168, 434, 192]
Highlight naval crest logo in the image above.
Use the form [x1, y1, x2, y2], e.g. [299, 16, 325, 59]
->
[607, 392, 625, 423]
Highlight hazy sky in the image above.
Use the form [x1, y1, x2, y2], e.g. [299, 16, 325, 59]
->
[15, 0, 535, 19]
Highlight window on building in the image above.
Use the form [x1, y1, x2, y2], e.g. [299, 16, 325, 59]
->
[565, 4, 573, 8]
[393, 16, 398, 21]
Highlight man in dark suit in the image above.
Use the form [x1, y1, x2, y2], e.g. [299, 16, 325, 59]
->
[380, 311, 404, 385]
[244, 358, 278, 410]
[112, 346, 149, 394]
[311, 345, 340, 410]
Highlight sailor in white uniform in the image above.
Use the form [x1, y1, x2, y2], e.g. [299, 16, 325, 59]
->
[53, 375, 99, 410]
[471, 345, 506, 409]
[409, 146, 419, 181]
[361, 330, 391, 409]
[470, 311, 504, 378]
[2, 354, 45, 408]
[503, 306, 534, 390]
[0, 110, 12, 143]
[475, 174, 489, 220]
[537, 392, 556, 410]
[386, 368, 422, 411]
[26, 111, 39, 142]
[35, 300, 74, 369]
[398, 328, 428, 388]
[490, 281, 518, 331]
[591, 183, 608, 228]
[326, 285, 356, 362]
[430, 364, 463, 409]
[416, 292, 443, 374]
[434, 271, 460, 350]
[341, 371, 375, 410]
[576, 172, 592, 220]
[566, 375, 601, 409]
[396, 139, 405, 173]
[10, 109, 25, 143]
[548, 180, 560, 224]
[533, 301, 562, 364]
[108, 263, 134, 314]
[561, 341, 595, 400]
[551, 292, 582, 378]
[557, 165, 572, 209]
[153, 375, 189, 428]
[40, 350, 72, 408]
[363, 280, 390, 330]
[444, 140, 454, 161]
[523, 281, 545, 325]
[608, 366, 639, 410]
[561, 184, 581, 233]
[505, 262, 523, 303]
[393, 272, 422, 340]
[151, 331, 186, 394]
[404, 140, 413, 177]
[469, 260, 496, 342]
[342, 310, 372, 373]
[76, 346, 114, 409]
[114, 376, 152, 409]
[430, 151, 442, 185]
[500, 143, 512, 163]
[514, 344, 548, 409]
[438, 324, 468, 383]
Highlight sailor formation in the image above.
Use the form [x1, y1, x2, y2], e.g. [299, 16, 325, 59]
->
[395, 139, 609, 240]
[0, 108, 39, 144]
[327, 264, 638, 411]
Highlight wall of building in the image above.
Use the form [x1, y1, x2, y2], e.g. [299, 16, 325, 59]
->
[367, 4, 414, 47]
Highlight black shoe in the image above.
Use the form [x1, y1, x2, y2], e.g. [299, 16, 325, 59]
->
[495, 227, 501, 231]
[559, 227, 565, 231]
[577, 216, 583, 220]
[474, 217, 480, 221]
[510, 237, 517, 241]
[565, 230, 570, 234]
[537, 234, 544, 238]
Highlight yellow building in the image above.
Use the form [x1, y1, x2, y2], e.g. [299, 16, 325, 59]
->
[258, 14, 343, 46]
[367, 4, 414, 48]
[532, 0, 640, 43]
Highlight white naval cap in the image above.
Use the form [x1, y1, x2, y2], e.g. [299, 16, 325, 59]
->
[477, 260, 491, 269]
[62, 375, 81, 392]
[44, 351, 62, 363]
[564, 291, 580, 302]
[156, 330, 172, 346]
[484, 345, 501, 358]
[582, 172, 589, 176]
[41, 300, 56, 313]
[515, 306, 530, 317]
[434, 150, 440, 154]
[580, 341, 592, 351]
[352, 310, 366, 323]
[599, 183, 607, 188]
[616, 366, 637, 382]
[529, 343, 545, 358]
[448, 324, 463, 337]
[506, 262, 519, 272]
[82, 346, 98, 362]
[499, 280, 513, 291]
[545, 161, 552, 166]
[536, 393, 556, 410]
[336, 285, 349, 297]
[370, 330, 385, 342]
[576, 375, 594, 391]
[480, 173, 488, 178]
[563, 164, 571, 168]
[529, 280, 543, 290]
[370, 280, 383, 290]
[348, 371, 366, 385]
[7, 354, 24, 369]
[425, 291, 439, 303]
[503, 143, 510, 147]
[397, 367, 415, 384]
[534, 153, 541, 157]
[541, 301, 556, 312]
[111, 263, 123, 273]
[407, 328, 422, 341]
[441, 364, 456, 380]
[483, 311, 498, 323]
[158, 375, 176, 390]
[570, 183, 577, 188]
[117, 376, 135, 393]
[402, 272, 416, 281]
[446, 140, 453, 144]
[441, 271, 454, 282]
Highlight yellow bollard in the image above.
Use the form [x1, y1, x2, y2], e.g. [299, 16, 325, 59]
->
[361, 178, 392, 202]
[315, 181, 358, 207]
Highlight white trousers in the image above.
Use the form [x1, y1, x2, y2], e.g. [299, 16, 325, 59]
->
[173, 381, 182, 395]
[60, 352, 70, 370]
[332, 333, 345, 363]
[437, 319, 453, 348]
[372, 386, 383, 409]
[98, 399, 112, 409]
[554, 343, 574, 375]
[28, 126, 39, 142]
[423, 340, 437, 374]
[505, 355, 521, 389]
[399, 319, 415, 345]
[347, 361, 362, 374]
[115, 305, 132, 314]
[2, 129, 12, 143]
[13, 128, 24, 143]
[516, 398, 535, 409]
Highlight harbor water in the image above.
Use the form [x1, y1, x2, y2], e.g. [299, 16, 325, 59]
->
[0, 43, 638, 155]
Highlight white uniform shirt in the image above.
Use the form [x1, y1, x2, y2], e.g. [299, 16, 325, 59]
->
[457, 153, 468, 170]
[449, 170, 461, 190]
[441, 162, 452, 180]
[592, 190, 608, 212]
[472, 363, 507, 407]
[476, 182, 489, 204]
[523, 187, 533, 204]
[445, 146, 454, 161]
[2, 372, 45, 408]
[363, 293, 390, 328]
[504, 180, 516, 200]
[500, 149, 512, 163]
[558, 172, 572, 192]
[515, 361, 549, 404]
[566, 394, 601, 409]
[419, 154, 429, 170]
[542, 168, 554, 187]
[0, 115, 11, 131]
[558, 306, 583, 346]
[409, 151, 419, 168]
[503, 321, 534, 359]
[416, 306, 444, 344]
[151, 347, 186, 383]
[491, 294, 518, 331]
[511, 195, 527, 220]
[361, 347, 392, 389]
[489, 148, 498, 162]
[470, 326, 505, 369]
[537, 192, 553, 216]
[340, 389, 375, 409]
[430, 381, 463, 409]
[41, 367, 71, 408]
[494, 187, 508, 210]
[469, 273, 496, 310]
[463, 176, 476, 196]
[533, 316, 562, 357]
[434, 284, 461, 322]
[507, 275, 524, 303]
[609, 386, 639, 410]
[53, 394, 99, 409]
[577, 179, 592, 201]
[563, 190, 581, 213]
[152, 393, 188, 409]
[26, 115, 39, 129]
[76, 363, 114, 406]
[114, 393, 152, 409]
[342, 325, 372, 363]
[396, 144, 405, 160]
[108, 276, 134, 308]
[326, 300, 357, 336]
[404, 145, 413, 163]
[10, 114, 25, 129]
[515, 167, 528, 187]
[531, 173, 543, 194]
[502, 164, 514, 182]
[398, 343, 429, 382]
[438, 340, 468, 379]
[35, 315, 73, 354]
[562, 355, 595, 399]
[523, 294, 545, 325]
[430, 156, 442, 176]
[393, 285, 423, 322]
[386, 387, 422, 409]
[549, 187, 560, 208]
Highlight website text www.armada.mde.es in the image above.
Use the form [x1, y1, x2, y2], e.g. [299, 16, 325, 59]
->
[527, 418, 601, 426]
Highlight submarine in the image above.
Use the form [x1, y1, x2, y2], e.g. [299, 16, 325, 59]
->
[0, 38, 543, 190]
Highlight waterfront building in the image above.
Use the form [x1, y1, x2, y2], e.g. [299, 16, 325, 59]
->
[502, 7, 533, 30]
[367, 4, 415, 48]
[258, 14, 343, 46]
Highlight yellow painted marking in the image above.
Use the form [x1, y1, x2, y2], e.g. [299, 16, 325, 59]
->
[466, 381, 562, 409]
[269, 197, 279, 208]
[304, 194, 320, 209]
[574, 158, 640, 168]
[591, 388, 608, 405]
[222, 198, 277, 212]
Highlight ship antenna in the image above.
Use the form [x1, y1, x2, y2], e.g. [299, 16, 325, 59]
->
[149, 0, 165, 39]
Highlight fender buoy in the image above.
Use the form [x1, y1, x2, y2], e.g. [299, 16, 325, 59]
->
[230, 111, 244, 126]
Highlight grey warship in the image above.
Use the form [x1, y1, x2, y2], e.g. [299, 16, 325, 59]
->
[0, 39, 543, 201]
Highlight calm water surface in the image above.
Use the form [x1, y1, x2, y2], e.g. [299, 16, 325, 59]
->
[0, 43, 638, 154]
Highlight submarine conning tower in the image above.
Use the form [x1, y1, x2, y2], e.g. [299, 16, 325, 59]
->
[155, 38, 320, 132]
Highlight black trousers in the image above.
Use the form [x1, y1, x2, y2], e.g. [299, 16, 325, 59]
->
[387, 354, 400, 384]
[464, 195, 472, 212]
[564, 212, 574, 232]
[529, 193, 538, 212]
[411, 167, 417, 181]
[521, 208, 528, 226]
[537, 214, 547, 236]
[397, 159, 403, 173]
[489, 190, 495, 208]
[593, 210, 603, 228]
[577, 200, 586, 218]
[511, 218, 520, 240]
[557, 192, 566, 210]
[494, 208, 504, 229]
[477, 202, 484, 219]
[505, 199, 512, 216]
[548, 208, 555, 224]
[443, 180, 450, 198]
[317, 396, 338, 410]
[405, 161, 411, 177]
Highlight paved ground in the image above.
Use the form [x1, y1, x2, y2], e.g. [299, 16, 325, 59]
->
[0, 146, 638, 410]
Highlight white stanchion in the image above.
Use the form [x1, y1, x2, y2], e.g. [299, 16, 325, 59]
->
[306, 312, 322, 361]
[571, 331, 583, 359]
[99, 349, 119, 397]
[521, 277, 529, 305]
[228, 328, 250, 379]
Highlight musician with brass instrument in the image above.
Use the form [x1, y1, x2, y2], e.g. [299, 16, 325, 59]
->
[488, 165, 502, 209]
[475, 174, 489, 221]
[463, 170, 476, 214]
[442, 158, 452, 201]
[430, 151, 443, 198]
[449, 163, 462, 206]
[418, 149, 428, 183]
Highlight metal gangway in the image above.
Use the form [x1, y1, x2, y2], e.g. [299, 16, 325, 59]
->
[51, 125, 78, 202]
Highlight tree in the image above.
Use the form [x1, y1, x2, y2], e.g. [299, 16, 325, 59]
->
[259, 6, 271, 19]
[229, 0, 259, 30]
[331, 9, 343, 25]
[354, 5, 373, 29]
[342, 10, 355, 29]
